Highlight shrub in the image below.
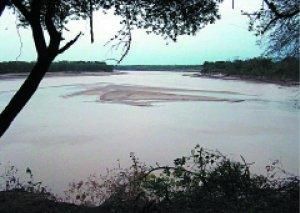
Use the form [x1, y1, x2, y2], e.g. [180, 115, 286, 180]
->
[65, 146, 299, 212]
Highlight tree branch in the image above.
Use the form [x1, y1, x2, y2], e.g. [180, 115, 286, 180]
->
[11, 0, 47, 57]
[45, 0, 61, 40]
[11, 0, 31, 21]
[0, 0, 8, 16]
[261, 16, 277, 34]
[58, 32, 82, 54]
[30, 0, 42, 15]
[104, 17, 132, 64]
[263, 0, 299, 18]
[117, 25, 131, 64]
[142, 166, 197, 180]
[89, 0, 94, 43]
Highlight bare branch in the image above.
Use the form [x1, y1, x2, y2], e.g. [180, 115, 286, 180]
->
[142, 166, 197, 180]
[15, 14, 23, 61]
[104, 17, 132, 64]
[58, 32, 82, 54]
[118, 21, 132, 64]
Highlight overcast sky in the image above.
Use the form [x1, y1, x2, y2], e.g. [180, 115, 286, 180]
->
[0, 0, 264, 65]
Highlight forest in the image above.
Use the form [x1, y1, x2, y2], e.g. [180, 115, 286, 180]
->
[201, 57, 299, 82]
[0, 61, 113, 73]
[116, 65, 202, 71]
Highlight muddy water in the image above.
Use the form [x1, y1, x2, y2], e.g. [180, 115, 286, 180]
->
[0, 71, 299, 194]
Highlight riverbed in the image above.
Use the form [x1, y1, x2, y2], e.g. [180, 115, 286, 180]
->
[0, 71, 299, 194]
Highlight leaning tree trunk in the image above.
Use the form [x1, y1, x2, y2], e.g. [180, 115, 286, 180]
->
[0, 1, 81, 138]
[0, 57, 54, 137]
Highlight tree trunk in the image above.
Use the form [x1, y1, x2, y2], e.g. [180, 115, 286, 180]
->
[0, 57, 53, 137]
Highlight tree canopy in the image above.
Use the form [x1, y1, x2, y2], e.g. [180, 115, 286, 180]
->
[3, 0, 224, 61]
[246, 0, 299, 58]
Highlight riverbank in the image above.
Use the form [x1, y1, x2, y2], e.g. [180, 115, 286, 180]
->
[0, 61, 113, 74]
[0, 71, 125, 80]
[187, 72, 300, 87]
[195, 57, 299, 86]
[115, 65, 202, 72]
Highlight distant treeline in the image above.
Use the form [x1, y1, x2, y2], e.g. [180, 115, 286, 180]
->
[116, 65, 202, 71]
[202, 57, 299, 82]
[0, 61, 113, 73]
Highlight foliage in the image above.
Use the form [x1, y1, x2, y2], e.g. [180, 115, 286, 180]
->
[5, 0, 223, 41]
[1, 147, 299, 212]
[0, 61, 113, 73]
[245, 0, 299, 58]
[3, 0, 224, 60]
[0, 163, 53, 197]
[64, 146, 299, 212]
[63, 153, 149, 208]
[0, 164, 86, 212]
[201, 57, 299, 82]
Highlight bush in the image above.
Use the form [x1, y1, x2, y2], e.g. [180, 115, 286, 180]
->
[64, 146, 299, 212]
[1, 146, 299, 212]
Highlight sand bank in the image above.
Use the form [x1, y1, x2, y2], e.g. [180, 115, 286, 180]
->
[64, 84, 244, 106]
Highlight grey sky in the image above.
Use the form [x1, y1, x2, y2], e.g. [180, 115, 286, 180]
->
[0, 0, 264, 65]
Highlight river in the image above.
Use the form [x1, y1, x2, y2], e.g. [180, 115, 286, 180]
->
[0, 71, 299, 194]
